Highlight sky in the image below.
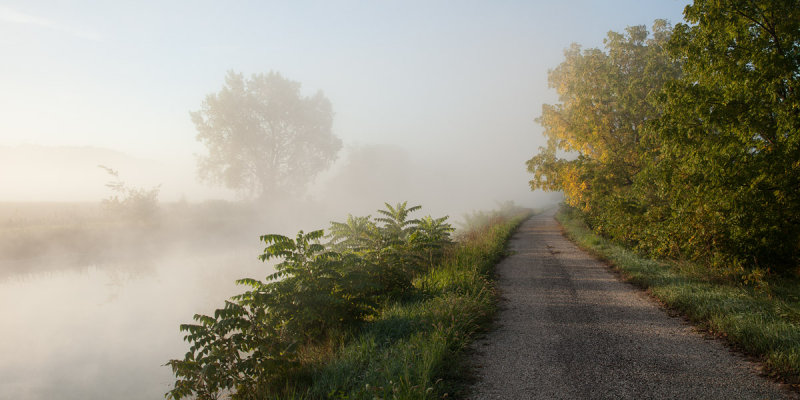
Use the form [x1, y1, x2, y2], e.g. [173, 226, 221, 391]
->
[0, 0, 691, 203]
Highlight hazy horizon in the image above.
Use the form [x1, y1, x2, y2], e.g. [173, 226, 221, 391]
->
[1, 1, 689, 207]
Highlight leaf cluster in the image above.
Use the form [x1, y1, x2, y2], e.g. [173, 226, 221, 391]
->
[528, 1, 800, 277]
[165, 202, 454, 399]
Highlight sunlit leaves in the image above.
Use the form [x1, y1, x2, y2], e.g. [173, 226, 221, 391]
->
[413, 215, 456, 270]
[328, 214, 375, 252]
[529, 1, 800, 275]
[528, 20, 681, 238]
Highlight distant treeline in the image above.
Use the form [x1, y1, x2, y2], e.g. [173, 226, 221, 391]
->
[528, 0, 799, 277]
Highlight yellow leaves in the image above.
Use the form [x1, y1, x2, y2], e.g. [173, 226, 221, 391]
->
[530, 21, 683, 242]
[561, 165, 590, 209]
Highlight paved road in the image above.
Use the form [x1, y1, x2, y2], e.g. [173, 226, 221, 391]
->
[469, 209, 796, 399]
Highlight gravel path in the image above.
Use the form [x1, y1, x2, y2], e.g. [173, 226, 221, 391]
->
[468, 209, 796, 399]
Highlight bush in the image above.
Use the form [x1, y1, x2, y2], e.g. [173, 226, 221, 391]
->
[166, 202, 454, 399]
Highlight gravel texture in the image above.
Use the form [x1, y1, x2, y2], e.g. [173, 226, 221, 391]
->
[468, 209, 796, 399]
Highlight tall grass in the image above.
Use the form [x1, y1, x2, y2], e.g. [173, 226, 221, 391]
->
[301, 209, 531, 399]
[557, 205, 800, 385]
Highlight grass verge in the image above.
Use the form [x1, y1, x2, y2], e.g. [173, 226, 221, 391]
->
[299, 211, 532, 399]
[556, 205, 800, 386]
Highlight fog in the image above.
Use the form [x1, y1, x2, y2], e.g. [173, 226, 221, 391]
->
[0, 1, 688, 398]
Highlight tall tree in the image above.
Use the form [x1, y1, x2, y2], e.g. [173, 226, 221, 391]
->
[192, 71, 342, 200]
[527, 21, 681, 241]
[647, 0, 800, 269]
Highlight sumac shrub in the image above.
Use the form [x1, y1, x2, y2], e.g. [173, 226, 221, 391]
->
[166, 202, 453, 399]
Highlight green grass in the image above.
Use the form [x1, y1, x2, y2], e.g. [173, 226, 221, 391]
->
[296, 211, 531, 399]
[556, 205, 800, 385]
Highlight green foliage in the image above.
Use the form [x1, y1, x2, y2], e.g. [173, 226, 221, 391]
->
[369, 202, 426, 294]
[328, 215, 375, 253]
[166, 202, 457, 399]
[528, 1, 800, 276]
[327, 202, 454, 296]
[413, 216, 455, 270]
[375, 201, 422, 241]
[527, 20, 679, 187]
[306, 208, 531, 399]
[254, 230, 377, 342]
[166, 299, 298, 400]
[192, 71, 342, 200]
[638, 0, 800, 271]
[526, 20, 681, 243]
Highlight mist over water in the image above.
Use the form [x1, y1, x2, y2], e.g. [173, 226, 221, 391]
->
[0, 248, 260, 399]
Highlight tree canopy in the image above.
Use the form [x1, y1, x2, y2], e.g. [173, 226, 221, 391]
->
[527, 21, 681, 242]
[528, 0, 800, 276]
[646, 0, 800, 269]
[192, 71, 342, 200]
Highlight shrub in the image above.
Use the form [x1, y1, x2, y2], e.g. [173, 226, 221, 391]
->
[166, 202, 454, 399]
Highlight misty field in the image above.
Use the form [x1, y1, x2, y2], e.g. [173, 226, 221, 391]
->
[0, 201, 258, 277]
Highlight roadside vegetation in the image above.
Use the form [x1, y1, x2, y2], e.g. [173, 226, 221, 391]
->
[529, 0, 799, 386]
[165, 202, 531, 399]
[558, 205, 800, 384]
[527, 0, 799, 280]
